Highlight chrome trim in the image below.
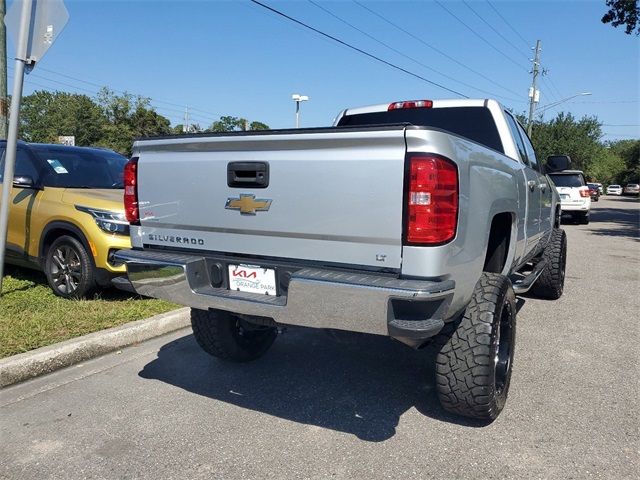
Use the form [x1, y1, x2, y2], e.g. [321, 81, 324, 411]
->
[115, 249, 455, 337]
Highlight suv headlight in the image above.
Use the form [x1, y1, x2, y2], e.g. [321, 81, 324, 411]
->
[76, 206, 130, 235]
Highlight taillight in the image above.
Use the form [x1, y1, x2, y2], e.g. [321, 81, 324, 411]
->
[388, 100, 433, 111]
[405, 155, 458, 244]
[124, 157, 139, 224]
[579, 187, 590, 198]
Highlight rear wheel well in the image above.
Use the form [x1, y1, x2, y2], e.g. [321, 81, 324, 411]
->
[483, 213, 513, 274]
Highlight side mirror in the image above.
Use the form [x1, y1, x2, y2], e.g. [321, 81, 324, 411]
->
[545, 155, 571, 173]
[12, 175, 37, 189]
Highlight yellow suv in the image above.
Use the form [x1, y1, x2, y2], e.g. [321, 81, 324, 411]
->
[0, 141, 131, 298]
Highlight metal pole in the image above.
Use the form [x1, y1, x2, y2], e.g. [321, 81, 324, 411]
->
[295, 100, 299, 128]
[0, 0, 33, 294]
[527, 40, 541, 137]
[0, 0, 8, 139]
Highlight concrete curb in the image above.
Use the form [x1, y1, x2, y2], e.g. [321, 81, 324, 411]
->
[0, 307, 190, 388]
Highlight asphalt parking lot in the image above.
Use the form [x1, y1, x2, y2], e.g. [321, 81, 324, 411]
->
[1, 196, 638, 480]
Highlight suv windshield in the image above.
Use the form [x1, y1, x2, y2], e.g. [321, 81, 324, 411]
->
[549, 174, 584, 188]
[337, 106, 504, 154]
[32, 146, 127, 189]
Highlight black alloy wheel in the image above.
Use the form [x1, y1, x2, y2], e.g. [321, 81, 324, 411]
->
[45, 235, 96, 299]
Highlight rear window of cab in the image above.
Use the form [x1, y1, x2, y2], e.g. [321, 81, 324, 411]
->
[337, 106, 504, 154]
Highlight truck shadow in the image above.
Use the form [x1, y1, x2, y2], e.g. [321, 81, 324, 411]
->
[138, 327, 486, 442]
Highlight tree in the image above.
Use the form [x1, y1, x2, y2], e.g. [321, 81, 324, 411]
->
[95, 88, 171, 154]
[602, 0, 639, 35]
[607, 139, 640, 183]
[19, 91, 105, 145]
[585, 148, 627, 184]
[528, 112, 604, 171]
[206, 116, 270, 132]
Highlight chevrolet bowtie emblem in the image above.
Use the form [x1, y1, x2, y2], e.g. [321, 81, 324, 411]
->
[225, 194, 272, 215]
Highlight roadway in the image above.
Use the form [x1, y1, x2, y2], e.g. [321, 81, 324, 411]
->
[1, 196, 638, 479]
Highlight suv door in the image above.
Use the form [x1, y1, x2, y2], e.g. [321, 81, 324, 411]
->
[0, 147, 43, 262]
[504, 112, 541, 260]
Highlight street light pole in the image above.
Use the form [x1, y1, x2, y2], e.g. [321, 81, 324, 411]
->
[291, 94, 309, 128]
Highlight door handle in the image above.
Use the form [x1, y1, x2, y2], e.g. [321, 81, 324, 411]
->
[539, 183, 547, 193]
[527, 180, 536, 192]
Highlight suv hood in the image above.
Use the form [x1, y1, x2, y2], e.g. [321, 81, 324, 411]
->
[61, 188, 125, 213]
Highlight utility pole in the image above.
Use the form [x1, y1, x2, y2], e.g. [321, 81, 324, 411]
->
[183, 106, 189, 133]
[0, 0, 8, 139]
[527, 40, 541, 137]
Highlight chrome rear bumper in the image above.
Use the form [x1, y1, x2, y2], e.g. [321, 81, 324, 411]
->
[115, 249, 455, 344]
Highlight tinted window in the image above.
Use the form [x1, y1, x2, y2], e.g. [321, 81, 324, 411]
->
[504, 112, 528, 164]
[516, 123, 539, 171]
[337, 106, 504, 153]
[549, 174, 585, 188]
[31, 146, 128, 189]
[0, 148, 39, 182]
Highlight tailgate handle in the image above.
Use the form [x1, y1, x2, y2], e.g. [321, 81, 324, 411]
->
[227, 162, 269, 188]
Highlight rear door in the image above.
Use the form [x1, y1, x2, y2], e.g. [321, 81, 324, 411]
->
[134, 128, 409, 269]
[517, 123, 553, 239]
[504, 113, 541, 259]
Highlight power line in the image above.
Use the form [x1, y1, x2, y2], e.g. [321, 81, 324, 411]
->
[434, 0, 529, 73]
[602, 124, 640, 127]
[249, 0, 468, 98]
[545, 74, 564, 100]
[486, 1, 532, 49]
[539, 76, 559, 103]
[34, 66, 224, 119]
[462, 1, 530, 62]
[602, 132, 640, 138]
[353, 0, 525, 100]
[307, 0, 521, 103]
[14, 66, 220, 126]
[574, 100, 639, 104]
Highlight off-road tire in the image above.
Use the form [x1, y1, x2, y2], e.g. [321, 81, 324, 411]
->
[530, 228, 567, 300]
[435, 273, 516, 421]
[44, 235, 96, 299]
[191, 308, 277, 362]
[575, 212, 589, 225]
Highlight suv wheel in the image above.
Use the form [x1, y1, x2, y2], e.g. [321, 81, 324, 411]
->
[435, 272, 516, 421]
[577, 212, 590, 225]
[44, 235, 97, 299]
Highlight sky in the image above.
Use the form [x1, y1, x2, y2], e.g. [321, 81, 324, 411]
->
[5, 0, 640, 141]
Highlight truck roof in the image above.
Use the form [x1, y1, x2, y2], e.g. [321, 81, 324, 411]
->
[341, 99, 492, 116]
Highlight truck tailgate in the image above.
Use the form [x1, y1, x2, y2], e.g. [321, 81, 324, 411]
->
[133, 127, 408, 269]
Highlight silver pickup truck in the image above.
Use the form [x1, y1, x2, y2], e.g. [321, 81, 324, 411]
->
[115, 99, 569, 421]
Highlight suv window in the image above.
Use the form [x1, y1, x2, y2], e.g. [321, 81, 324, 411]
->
[337, 106, 505, 153]
[503, 112, 528, 164]
[549, 173, 585, 188]
[0, 148, 40, 183]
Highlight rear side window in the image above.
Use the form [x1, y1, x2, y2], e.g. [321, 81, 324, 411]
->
[337, 106, 504, 153]
[549, 174, 585, 188]
[504, 112, 528, 164]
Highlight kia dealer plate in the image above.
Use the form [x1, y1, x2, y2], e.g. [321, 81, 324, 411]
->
[228, 264, 277, 296]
